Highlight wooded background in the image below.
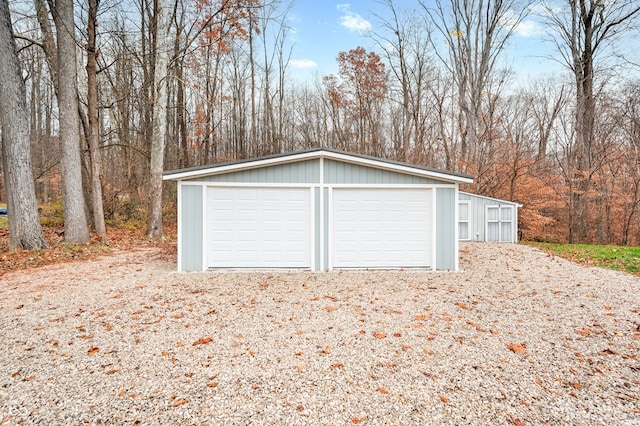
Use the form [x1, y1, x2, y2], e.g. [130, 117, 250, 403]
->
[1, 0, 640, 248]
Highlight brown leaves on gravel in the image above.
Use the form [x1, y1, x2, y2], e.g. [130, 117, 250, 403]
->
[373, 332, 387, 339]
[0, 225, 176, 278]
[509, 416, 525, 426]
[507, 343, 527, 354]
[87, 346, 100, 355]
[454, 302, 472, 311]
[172, 399, 187, 407]
[192, 337, 212, 346]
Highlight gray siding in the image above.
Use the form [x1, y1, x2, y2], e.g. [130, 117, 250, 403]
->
[324, 159, 440, 184]
[180, 185, 203, 271]
[436, 188, 457, 270]
[186, 159, 320, 184]
[323, 187, 329, 270]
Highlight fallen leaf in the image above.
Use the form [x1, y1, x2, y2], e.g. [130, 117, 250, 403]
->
[118, 389, 125, 397]
[455, 302, 471, 310]
[87, 347, 100, 355]
[207, 382, 219, 388]
[324, 306, 336, 311]
[251, 384, 260, 390]
[24, 375, 36, 381]
[352, 417, 361, 424]
[378, 387, 389, 394]
[373, 332, 387, 339]
[106, 369, 118, 375]
[393, 332, 402, 338]
[173, 399, 187, 407]
[439, 395, 449, 403]
[330, 362, 344, 370]
[507, 343, 526, 354]
[320, 345, 331, 354]
[572, 382, 581, 389]
[14, 304, 24, 310]
[423, 348, 433, 355]
[509, 416, 525, 426]
[576, 327, 592, 336]
[192, 337, 212, 346]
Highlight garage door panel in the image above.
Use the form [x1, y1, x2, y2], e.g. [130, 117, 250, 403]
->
[332, 189, 431, 268]
[208, 187, 311, 268]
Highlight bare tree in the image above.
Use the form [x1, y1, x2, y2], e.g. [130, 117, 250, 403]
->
[543, 0, 640, 242]
[51, 0, 90, 243]
[421, 0, 528, 169]
[86, 0, 107, 242]
[147, 0, 174, 238]
[0, 0, 48, 249]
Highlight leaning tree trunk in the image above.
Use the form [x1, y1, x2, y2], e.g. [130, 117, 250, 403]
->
[0, 0, 48, 249]
[53, 0, 90, 243]
[147, 0, 172, 238]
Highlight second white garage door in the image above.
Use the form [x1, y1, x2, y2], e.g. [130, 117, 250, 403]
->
[207, 187, 311, 268]
[331, 188, 432, 268]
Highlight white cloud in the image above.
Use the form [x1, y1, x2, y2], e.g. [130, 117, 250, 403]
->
[514, 19, 545, 37]
[337, 4, 371, 33]
[502, 10, 546, 38]
[290, 59, 318, 69]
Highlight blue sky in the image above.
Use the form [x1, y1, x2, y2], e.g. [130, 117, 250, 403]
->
[285, 1, 566, 84]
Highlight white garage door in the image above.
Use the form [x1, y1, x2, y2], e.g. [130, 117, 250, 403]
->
[331, 188, 432, 268]
[207, 187, 311, 268]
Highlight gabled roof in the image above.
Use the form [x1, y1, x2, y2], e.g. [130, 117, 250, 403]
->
[163, 148, 474, 184]
[459, 191, 522, 207]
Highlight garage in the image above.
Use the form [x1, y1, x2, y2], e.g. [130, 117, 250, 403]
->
[163, 148, 473, 272]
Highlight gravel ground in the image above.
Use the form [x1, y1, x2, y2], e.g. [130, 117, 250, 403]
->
[0, 243, 638, 425]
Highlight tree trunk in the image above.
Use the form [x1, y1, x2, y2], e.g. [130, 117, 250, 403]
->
[0, 0, 48, 249]
[86, 0, 107, 242]
[147, 0, 172, 238]
[52, 0, 90, 243]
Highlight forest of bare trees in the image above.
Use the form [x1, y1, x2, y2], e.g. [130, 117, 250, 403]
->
[1, 0, 640, 248]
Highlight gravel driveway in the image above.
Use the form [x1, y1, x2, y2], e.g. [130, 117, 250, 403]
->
[0, 243, 638, 425]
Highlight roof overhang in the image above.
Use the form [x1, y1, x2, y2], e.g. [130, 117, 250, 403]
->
[459, 191, 522, 207]
[163, 148, 474, 184]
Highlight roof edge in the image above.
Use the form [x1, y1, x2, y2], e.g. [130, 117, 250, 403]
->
[459, 191, 522, 207]
[163, 148, 474, 183]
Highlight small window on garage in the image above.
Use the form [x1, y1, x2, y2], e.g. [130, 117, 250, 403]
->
[458, 201, 470, 240]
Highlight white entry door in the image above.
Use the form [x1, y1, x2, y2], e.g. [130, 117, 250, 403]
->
[207, 187, 311, 268]
[331, 188, 432, 268]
